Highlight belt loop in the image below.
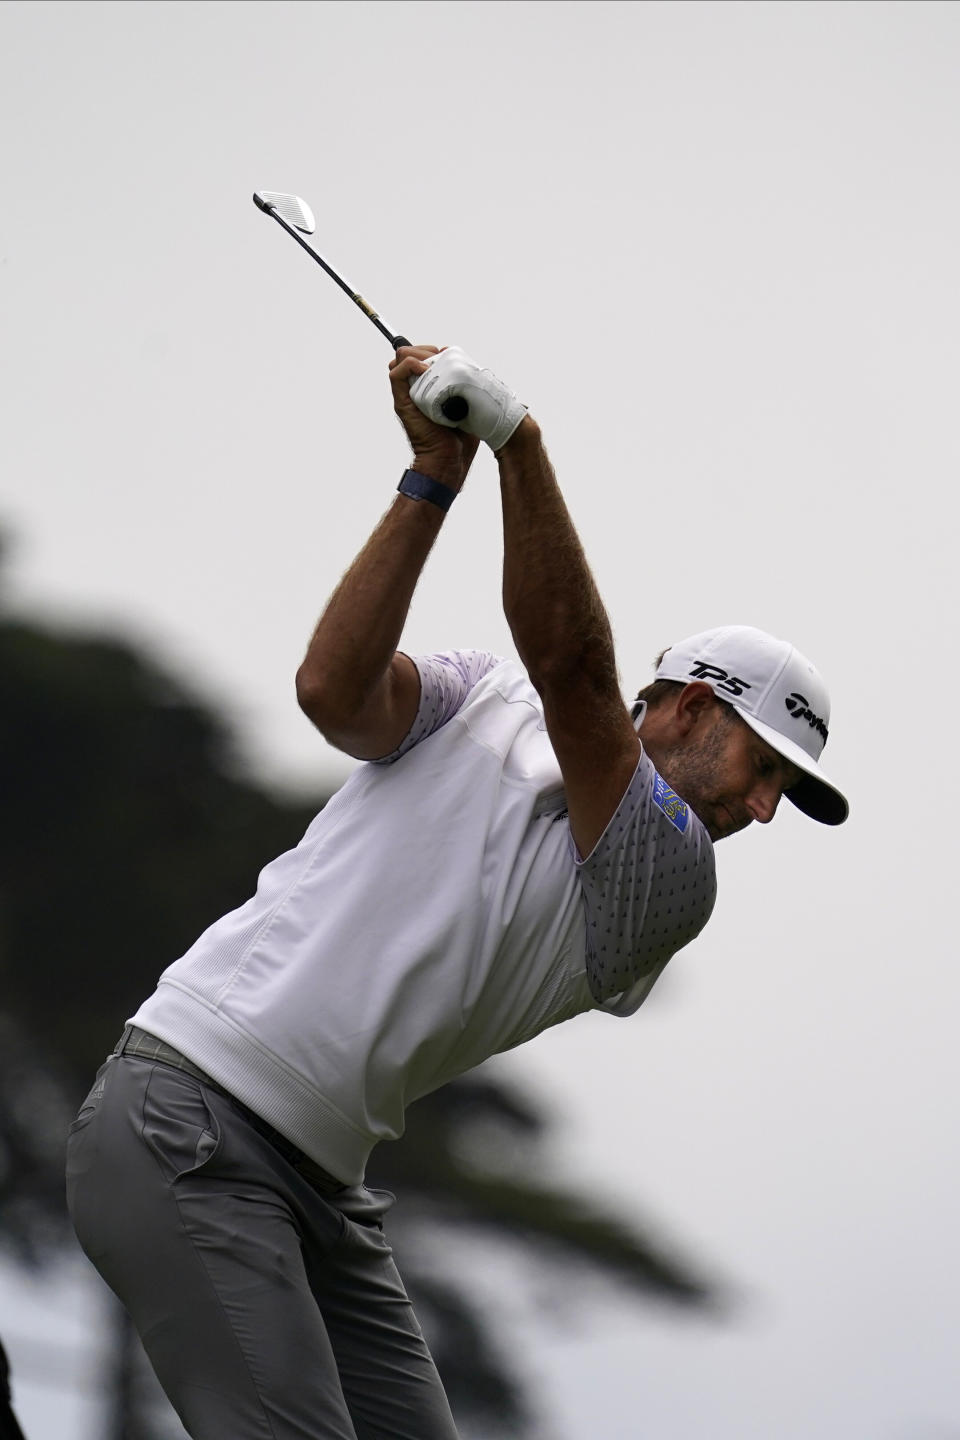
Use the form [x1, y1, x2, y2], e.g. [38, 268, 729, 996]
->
[113, 1024, 134, 1057]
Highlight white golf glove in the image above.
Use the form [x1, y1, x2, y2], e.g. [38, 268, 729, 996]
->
[409, 347, 528, 452]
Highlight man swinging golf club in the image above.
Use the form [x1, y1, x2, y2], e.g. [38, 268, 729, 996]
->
[66, 344, 848, 1439]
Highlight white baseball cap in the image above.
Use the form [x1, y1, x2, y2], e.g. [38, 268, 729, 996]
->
[655, 625, 848, 825]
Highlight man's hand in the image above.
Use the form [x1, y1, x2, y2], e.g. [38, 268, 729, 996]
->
[409, 346, 528, 453]
[390, 345, 480, 487]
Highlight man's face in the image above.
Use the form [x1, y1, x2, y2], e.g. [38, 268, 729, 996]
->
[657, 702, 801, 843]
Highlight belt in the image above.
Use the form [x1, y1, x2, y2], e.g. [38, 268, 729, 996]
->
[115, 1025, 346, 1194]
[115, 1024, 216, 1084]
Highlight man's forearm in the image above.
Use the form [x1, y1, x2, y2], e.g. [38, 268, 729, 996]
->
[298, 499, 438, 703]
[296, 343, 480, 756]
[295, 459, 462, 752]
[497, 419, 619, 694]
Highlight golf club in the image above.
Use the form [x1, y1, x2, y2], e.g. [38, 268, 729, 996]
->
[252, 190, 469, 421]
[253, 189, 411, 350]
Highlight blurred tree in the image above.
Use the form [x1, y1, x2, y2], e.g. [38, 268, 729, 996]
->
[0, 580, 721, 1438]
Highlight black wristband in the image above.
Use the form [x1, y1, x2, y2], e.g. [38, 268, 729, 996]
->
[397, 468, 456, 512]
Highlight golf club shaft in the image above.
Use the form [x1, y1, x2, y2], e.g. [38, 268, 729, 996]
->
[266, 209, 410, 349]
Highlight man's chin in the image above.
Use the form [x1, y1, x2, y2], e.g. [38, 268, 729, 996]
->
[708, 804, 750, 843]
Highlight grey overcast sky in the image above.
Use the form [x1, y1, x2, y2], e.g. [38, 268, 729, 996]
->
[2, 2, 959, 1437]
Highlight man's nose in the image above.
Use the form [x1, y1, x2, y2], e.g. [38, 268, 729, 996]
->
[747, 782, 781, 825]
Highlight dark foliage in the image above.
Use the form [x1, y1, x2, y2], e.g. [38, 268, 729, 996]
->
[0, 622, 319, 1087]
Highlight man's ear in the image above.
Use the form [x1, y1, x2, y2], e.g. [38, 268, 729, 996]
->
[674, 681, 718, 737]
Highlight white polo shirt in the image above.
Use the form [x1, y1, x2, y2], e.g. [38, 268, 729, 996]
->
[131, 653, 716, 1183]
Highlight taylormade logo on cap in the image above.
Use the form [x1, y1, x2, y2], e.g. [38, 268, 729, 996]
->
[653, 625, 848, 826]
[784, 692, 829, 743]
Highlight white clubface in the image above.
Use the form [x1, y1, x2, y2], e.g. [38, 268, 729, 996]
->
[253, 191, 316, 234]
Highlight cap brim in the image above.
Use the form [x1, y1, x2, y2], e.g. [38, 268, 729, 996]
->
[736, 711, 849, 826]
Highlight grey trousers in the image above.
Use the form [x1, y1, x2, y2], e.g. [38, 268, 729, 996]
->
[65, 1051, 460, 1440]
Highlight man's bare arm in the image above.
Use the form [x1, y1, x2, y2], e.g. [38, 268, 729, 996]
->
[296, 347, 478, 759]
[497, 418, 641, 857]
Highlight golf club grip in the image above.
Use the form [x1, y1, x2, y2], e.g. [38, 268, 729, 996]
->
[394, 339, 468, 424]
[390, 336, 468, 422]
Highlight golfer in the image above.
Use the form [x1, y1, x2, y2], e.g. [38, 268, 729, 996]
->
[66, 346, 848, 1439]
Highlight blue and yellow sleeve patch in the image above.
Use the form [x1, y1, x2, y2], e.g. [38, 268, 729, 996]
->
[652, 772, 689, 833]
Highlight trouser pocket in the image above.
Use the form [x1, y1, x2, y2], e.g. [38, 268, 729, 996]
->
[65, 1056, 117, 1207]
[67, 1059, 111, 1136]
[65, 1056, 123, 1254]
[140, 1065, 223, 1183]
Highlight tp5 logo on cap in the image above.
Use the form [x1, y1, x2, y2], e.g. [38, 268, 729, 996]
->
[687, 661, 753, 698]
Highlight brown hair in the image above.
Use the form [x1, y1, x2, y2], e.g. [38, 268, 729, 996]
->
[630, 650, 737, 724]
[630, 678, 683, 721]
[630, 650, 676, 721]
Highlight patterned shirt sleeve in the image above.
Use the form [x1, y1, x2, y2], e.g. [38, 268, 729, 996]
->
[372, 650, 504, 764]
[576, 749, 717, 1014]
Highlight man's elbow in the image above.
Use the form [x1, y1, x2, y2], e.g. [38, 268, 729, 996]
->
[296, 664, 376, 750]
[525, 639, 614, 700]
[296, 663, 338, 732]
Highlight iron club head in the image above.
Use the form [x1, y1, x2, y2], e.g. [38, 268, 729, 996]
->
[252, 190, 316, 234]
